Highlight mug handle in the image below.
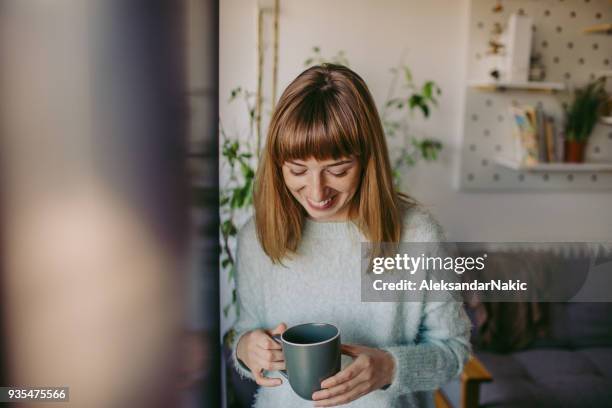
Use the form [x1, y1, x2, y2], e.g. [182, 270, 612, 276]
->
[271, 334, 288, 379]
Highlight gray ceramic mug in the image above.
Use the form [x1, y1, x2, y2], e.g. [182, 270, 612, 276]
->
[272, 323, 341, 400]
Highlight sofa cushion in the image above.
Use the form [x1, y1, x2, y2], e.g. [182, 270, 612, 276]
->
[540, 303, 612, 348]
[440, 348, 612, 407]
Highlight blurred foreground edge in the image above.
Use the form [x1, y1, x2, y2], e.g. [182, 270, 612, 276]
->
[1, 0, 220, 407]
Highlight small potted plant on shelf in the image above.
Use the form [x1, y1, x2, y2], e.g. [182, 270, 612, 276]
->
[563, 77, 609, 163]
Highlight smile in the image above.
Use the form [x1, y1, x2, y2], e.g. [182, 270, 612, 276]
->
[306, 195, 336, 210]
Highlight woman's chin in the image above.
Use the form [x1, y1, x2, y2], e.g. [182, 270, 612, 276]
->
[306, 206, 351, 222]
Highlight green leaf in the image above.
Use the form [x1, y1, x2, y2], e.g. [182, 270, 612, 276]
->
[313, 46, 320, 53]
[221, 257, 231, 269]
[228, 264, 236, 282]
[404, 155, 416, 166]
[229, 87, 242, 102]
[230, 177, 253, 209]
[423, 81, 434, 99]
[420, 104, 430, 118]
[244, 181, 254, 206]
[240, 161, 255, 179]
[304, 58, 314, 66]
[392, 169, 401, 184]
[408, 94, 423, 109]
[221, 220, 237, 236]
[403, 66, 413, 84]
[230, 188, 243, 208]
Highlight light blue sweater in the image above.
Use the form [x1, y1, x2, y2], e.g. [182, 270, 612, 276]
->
[231, 204, 471, 407]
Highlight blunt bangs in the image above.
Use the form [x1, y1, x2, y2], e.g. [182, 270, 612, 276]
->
[272, 89, 368, 164]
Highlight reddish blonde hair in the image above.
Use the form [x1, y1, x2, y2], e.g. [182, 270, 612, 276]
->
[254, 64, 409, 263]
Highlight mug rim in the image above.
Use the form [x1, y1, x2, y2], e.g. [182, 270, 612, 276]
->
[281, 322, 339, 347]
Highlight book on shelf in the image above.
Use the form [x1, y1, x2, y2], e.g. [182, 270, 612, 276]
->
[509, 105, 563, 166]
[509, 106, 538, 166]
[555, 128, 565, 164]
[545, 115, 556, 162]
[535, 106, 547, 163]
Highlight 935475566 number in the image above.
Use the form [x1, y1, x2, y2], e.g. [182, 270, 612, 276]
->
[1, 387, 69, 402]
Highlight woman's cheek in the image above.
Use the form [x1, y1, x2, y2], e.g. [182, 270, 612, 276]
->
[284, 175, 305, 192]
[341, 172, 361, 193]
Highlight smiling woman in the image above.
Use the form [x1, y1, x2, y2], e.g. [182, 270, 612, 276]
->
[281, 157, 361, 221]
[231, 64, 471, 408]
[254, 64, 401, 263]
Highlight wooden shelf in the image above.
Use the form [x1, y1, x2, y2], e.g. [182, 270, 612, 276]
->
[468, 80, 565, 92]
[583, 23, 612, 34]
[494, 157, 612, 172]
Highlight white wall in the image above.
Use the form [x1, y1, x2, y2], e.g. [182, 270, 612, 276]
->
[220, 0, 612, 243]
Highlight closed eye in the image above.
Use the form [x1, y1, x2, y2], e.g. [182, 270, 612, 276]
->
[327, 170, 348, 177]
[289, 169, 307, 176]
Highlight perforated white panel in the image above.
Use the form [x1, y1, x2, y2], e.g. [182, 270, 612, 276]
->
[459, 0, 612, 191]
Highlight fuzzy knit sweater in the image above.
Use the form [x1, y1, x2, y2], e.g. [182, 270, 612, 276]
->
[230, 204, 471, 407]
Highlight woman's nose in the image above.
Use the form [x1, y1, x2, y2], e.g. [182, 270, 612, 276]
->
[309, 173, 328, 201]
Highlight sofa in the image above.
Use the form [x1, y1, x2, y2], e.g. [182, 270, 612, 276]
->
[436, 301, 612, 408]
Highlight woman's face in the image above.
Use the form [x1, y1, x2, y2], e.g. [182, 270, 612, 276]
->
[282, 156, 361, 221]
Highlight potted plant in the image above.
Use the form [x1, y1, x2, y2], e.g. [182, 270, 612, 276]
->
[563, 77, 609, 163]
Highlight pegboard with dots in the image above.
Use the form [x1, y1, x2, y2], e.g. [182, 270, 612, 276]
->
[459, 0, 612, 191]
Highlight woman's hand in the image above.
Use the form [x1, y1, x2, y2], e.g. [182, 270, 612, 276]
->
[312, 344, 396, 407]
[236, 323, 287, 387]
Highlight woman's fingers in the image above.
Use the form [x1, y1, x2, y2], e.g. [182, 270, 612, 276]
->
[254, 347, 284, 363]
[257, 359, 286, 371]
[252, 352, 285, 371]
[319, 358, 361, 389]
[253, 368, 282, 387]
[314, 381, 370, 407]
[253, 355, 284, 372]
[340, 343, 363, 357]
[312, 369, 367, 401]
[254, 332, 282, 350]
[267, 322, 287, 337]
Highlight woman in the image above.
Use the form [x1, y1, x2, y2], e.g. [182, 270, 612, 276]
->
[232, 64, 470, 407]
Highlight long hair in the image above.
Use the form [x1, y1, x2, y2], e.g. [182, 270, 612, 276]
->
[254, 64, 410, 263]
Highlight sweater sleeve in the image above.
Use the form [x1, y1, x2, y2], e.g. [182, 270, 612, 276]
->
[381, 206, 472, 395]
[229, 220, 265, 380]
[381, 300, 471, 394]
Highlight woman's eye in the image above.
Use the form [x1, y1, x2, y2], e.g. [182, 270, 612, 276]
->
[289, 169, 306, 176]
[328, 170, 348, 177]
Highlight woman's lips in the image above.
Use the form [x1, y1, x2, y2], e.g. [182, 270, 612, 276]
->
[306, 195, 336, 210]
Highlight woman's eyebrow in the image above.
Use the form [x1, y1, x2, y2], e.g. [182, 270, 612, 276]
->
[286, 160, 307, 167]
[326, 160, 353, 167]
[286, 159, 353, 167]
